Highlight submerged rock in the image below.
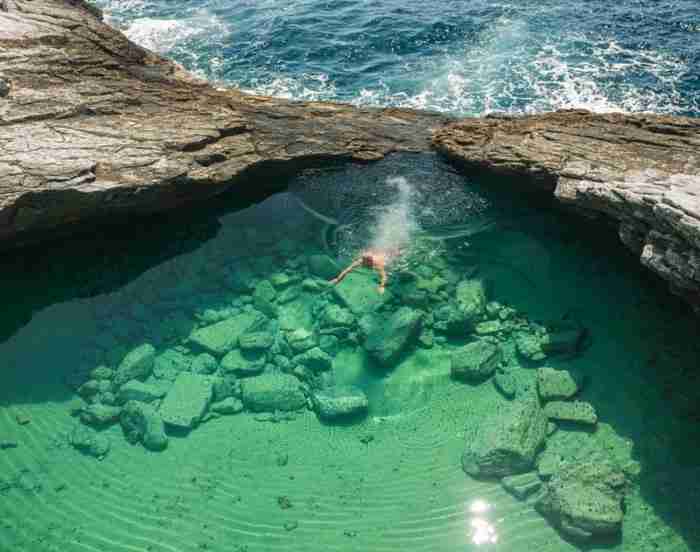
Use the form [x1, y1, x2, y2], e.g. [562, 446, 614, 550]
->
[69, 425, 110, 459]
[190, 352, 218, 375]
[286, 328, 316, 353]
[455, 279, 487, 321]
[114, 343, 156, 386]
[312, 386, 368, 420]
[535, 461, 627, 540]
[462, 395, 547, 478]
[544, 401, 598, 426]
[537, 367, 580, 401]
[120, 401, 168, 451]
[118, 380, 168, 404]
[319, 304, 356, 336]
[294, 347, 332, 373]
[211, 397, 244, 415]
[239, 331, 275, 351]
[80, 403, 122, 427]
[363, 307, 423, 366]
[307, 254, 338, 280]
[220, 348, 266, 376]
[451, 340, 502, 383]
[501, 471, 542, 500]
[493, 370, 517, 399]
[158, 373, 214, 429]
[188, 311, 263, 356]
[241, 373, 307, 412]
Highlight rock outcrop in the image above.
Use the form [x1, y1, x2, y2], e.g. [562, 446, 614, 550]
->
[434, 112, 700, 311]
[0, 0, 447, 248]
[2, 0, 700, 312]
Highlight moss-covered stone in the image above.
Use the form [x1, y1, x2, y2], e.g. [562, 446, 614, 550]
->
[158, 373, 214, 429]
[286, 328, 316, 353]
[190, 352, 218, 374]
[294, 347, 332, 373]
[69, 425, 110, 459]
[363, 307, 423, 366]
[544, 400, 598, 425]
[240, 373, 306, 412]
[211, 397, 244, 415]
[80, 403, 122, 427]
[188, 311, 263, 356]
[451, 340, 502, 383]
[239, 331, 275, 351]
[455, 279, 487, 321]
[120, 401, 168, 451]
[312, 386, 368, 420]
[220, 348, 266, 376]
[118, 380, 168, 404]
[537, 368, 580, 401]
[493, 370, 517, 399]
[114, 343, 156, 386]
[535, 462, 627, 540]
[462, 395, 547, 478]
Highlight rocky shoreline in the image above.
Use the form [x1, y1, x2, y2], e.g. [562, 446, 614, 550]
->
[2, 0, 700, 311]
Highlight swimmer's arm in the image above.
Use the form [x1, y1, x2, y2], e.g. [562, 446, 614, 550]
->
[330, 258, 362, 285]
[377, 265, 387, 294]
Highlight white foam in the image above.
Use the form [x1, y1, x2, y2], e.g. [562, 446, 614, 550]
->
[240, 73, 337, 102]
[123, 18, 197, 53]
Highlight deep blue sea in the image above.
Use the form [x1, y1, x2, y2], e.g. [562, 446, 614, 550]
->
[98, 0, 700, 116]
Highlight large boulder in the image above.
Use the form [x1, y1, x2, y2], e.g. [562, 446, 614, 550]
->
[114, 344, 156, 386]
[462, 395, 547, 478]
[537, 368, 580, 401]
[312, 386, 368, 420]
[188, 311, 263, 356]
[120, 401, 168, 451]
[363, 307, 423, 366]
[451, 340, 502, 383]
[158, 373, 214, 429]
[536, 462, 627, 540]
[240, 373, 306, 412]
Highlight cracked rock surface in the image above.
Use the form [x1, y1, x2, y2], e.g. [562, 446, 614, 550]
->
[0, 0, 448, 246]
[3, 1, 700, 312]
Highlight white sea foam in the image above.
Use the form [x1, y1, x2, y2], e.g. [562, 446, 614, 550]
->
[240, 73, 337, 102]
[350, 17, 690, 116]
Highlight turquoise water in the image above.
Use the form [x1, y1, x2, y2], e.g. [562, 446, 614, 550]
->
[97, 0, 700, 116]
[1, 154, 700, 551]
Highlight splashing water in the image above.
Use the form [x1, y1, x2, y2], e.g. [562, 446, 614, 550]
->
[368, 177, 416, 256]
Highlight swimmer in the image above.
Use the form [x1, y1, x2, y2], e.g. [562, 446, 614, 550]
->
[330, 248, 401, 294]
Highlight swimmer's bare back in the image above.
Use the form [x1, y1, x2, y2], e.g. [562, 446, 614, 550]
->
[329, 249, 400, 294]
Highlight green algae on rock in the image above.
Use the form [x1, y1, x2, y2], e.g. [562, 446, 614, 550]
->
[536, 462, 628, 540]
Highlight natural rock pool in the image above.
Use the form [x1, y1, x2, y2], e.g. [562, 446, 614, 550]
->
[1, 154, 699, 552]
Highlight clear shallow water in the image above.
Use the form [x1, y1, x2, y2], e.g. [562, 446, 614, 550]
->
[96, 0, 700, 116]
[1, 154, 700, 551]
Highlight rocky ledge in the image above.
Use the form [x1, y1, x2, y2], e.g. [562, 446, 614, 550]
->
[434, 112, 700, 311]
[2, 0, 700, 310]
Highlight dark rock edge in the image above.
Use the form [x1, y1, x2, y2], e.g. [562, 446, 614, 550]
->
[1, 0, 699, 310]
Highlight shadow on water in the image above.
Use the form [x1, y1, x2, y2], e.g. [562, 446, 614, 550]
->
[0, 152, 699, 550]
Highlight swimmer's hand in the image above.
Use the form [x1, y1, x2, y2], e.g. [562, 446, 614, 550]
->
[377, 284, 385, 294]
